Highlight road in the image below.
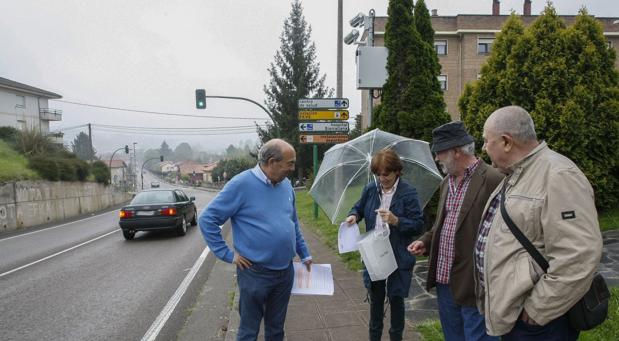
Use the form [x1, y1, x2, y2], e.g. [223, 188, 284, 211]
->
[0, 176, 220, 341]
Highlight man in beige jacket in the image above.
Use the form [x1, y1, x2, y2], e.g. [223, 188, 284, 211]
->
[475, 105, 602, 340]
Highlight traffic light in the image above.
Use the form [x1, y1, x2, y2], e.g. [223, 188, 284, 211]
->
[160, 155, 164, 162]
[195, 89, 206, 109]
[124, 145, 129, 154]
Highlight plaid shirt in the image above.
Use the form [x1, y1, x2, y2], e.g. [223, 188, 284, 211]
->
[435, 159, 480, 284]
[474, 193, 501, 289]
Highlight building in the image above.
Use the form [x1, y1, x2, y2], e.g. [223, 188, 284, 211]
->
[0, 76, 63, 143]
[359, 1, 619, 124]
[109, 159, 128, 187]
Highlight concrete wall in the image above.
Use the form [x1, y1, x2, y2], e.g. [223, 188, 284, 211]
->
[0, 181, 132, 233]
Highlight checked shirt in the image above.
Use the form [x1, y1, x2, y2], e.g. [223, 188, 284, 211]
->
[435, 159, 480, 284]
[474, 193, 501, 289]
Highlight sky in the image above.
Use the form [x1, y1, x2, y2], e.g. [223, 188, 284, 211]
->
[1, 0, 617, 155]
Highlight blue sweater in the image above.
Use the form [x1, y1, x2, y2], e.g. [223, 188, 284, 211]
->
[199, 168, 311, 270]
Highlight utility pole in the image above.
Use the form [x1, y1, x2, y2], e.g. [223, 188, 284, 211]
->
[87, 123, 94, 163]
[337, 0, 343, 97]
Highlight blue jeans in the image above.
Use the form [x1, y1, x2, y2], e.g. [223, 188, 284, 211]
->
[236, 262, 294, 341]
[502, 313, 579, 341]
[436, 283, 498, 341]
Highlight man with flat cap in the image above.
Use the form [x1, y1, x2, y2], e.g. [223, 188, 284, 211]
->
[408, 121, 502, 341]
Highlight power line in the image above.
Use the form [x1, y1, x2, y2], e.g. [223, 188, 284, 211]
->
[93, 123, 264, 131]
[52, 99, 270, 120]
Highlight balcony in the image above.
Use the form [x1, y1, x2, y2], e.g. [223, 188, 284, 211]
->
[39, 108, 63, 121]
[47, 131, 64, 144]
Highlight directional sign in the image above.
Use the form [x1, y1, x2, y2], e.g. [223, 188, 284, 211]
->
[300, 134, 349, 144]
[298, 98, 349, 109]
[299, 122, 349, 133]
[298, 110, 349, 120]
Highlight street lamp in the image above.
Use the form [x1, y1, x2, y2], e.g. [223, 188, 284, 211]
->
[141, 155, 163, 190]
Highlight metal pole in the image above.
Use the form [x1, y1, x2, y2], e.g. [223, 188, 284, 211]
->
[140, 156, 162, 190]
[337, 0, 343, 98]
[205, 95, 280, 137]
[313, 144, 318, 219]
[367, 9, 375, 127]
[108, 147, 124, 185]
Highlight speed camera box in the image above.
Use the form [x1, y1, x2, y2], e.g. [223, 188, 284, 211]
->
[356, 46, 388, 89]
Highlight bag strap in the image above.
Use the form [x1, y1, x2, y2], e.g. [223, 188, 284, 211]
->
[499, 181, 549, 272]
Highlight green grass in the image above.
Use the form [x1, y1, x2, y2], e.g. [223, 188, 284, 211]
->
[296, 190, 363, 271]
[0, 139, 38, 182]
[599, 208, 619, 232]
[414, 288, 619, 341]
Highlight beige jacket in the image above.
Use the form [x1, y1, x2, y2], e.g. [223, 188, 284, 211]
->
[476, 142, 602, 336]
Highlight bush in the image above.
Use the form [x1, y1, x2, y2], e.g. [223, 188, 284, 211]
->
[28, 156, 60, 181]
[57, 158, 77, 181]
[90, 161, 109, 185]
[0, 126, 19, 147]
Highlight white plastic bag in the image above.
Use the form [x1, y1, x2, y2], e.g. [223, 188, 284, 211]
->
[357, 228, 397, 281]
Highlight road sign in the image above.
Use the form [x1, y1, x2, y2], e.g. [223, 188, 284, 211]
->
[298, 98, 349, 109]
[299, 122, 349, 133]
[299, 134, 349, 144]
[298, 110, 349, 120]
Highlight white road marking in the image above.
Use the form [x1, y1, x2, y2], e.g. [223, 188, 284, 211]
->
[0, 210, 117, 243]
[141, 246, 211, 341]
[0, 229, 118, 278]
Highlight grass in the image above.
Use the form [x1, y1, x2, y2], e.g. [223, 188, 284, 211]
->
[295, 190, 363, 271]
[599, 208, 619, 232]
[0, 139, 38, 182]
[414, 288, 619, 341]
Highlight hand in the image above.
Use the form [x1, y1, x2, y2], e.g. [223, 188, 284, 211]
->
[345, 215, 357, 225]
[407, 241, 426, 255]
[521, 309, 539, 326]
[233, 254, 252, 270]
[375, 208, 398, 225]
[303, 259, 312, 272]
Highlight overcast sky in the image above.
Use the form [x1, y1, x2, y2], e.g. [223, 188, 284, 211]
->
[1, 0, 617, 155]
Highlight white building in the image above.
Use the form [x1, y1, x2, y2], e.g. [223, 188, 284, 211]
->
[0, 76, 63, 143]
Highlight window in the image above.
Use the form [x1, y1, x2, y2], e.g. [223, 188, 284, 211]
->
[608, 41, 613, 49]
[16, 95, 25, 108]
[437, 75, 447, 91]
[477, 73, 482, 80]
[434, 40, 447, 55]
[478, 37, 495, 54]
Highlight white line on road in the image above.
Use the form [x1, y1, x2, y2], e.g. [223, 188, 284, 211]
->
[0, 210, 117, 243]
[141, 246, 211, 341]
[0, 229, 118, 278]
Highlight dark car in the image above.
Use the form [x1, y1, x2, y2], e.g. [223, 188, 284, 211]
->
[118, 189, 197, 240]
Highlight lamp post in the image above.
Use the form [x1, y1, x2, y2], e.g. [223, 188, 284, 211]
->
[141, 156, 163, 190]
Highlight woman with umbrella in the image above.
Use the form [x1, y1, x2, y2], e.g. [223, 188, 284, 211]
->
[345, 148, 425, 341]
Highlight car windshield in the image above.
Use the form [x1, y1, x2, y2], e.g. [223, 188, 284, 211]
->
[131, 191, 175, 204]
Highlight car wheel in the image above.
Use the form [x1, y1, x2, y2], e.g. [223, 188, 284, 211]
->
[177, 216, 187, 236]
[190, 209, 198, 226]
[123, 230, 135, 240]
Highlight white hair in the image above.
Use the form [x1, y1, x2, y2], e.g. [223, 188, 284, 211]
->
[488, 105, 537, 142]
[457, 142, 475, 155]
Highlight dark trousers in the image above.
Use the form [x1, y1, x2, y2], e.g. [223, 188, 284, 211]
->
[369, 279, 405, 341]
[502, 313, 579, 341]
[236, 262, 294, 341]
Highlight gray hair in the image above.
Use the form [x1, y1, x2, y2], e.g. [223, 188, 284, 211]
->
[457, 141, 476, 156]
[258, 139, 286, 165]
[487, 105, 537, 142]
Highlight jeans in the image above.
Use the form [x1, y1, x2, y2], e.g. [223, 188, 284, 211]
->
[502, 313, 579, 341]
[368, 279, 405, 341]
[436, 283, 498, 341]
[236, 262, 294, 341]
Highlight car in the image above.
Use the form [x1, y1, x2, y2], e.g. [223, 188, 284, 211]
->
[150, 181, 160, 188]
[118, 189, 197, 240]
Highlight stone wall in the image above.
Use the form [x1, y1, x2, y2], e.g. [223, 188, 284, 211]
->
[0, 181, 132, 233]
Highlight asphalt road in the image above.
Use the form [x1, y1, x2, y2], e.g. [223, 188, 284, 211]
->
[0, 176, 219, 341]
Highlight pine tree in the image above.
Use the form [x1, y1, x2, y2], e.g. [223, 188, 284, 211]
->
[414, 0, 434, 46]
[258, 0, 333, 179]
[375, 0, 449, 142]
[458, 5, 619, 210]
[71, 132, 96, 161]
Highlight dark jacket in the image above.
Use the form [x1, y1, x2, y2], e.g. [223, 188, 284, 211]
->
[417, 160, 503, 306]
[349, 179, 424, 298]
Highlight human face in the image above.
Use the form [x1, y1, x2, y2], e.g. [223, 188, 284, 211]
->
[267, 147, 296, 184]
[482, 124, 508, 174]
[434, 149, 457, 175]
[376, 169, 398, 190]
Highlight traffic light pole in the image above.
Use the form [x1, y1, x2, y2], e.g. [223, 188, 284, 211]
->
[205, 95, 280, 137]
[313, 144, 318, 219]
[141, 156, 163, 190]
[109, 146, 129, 185]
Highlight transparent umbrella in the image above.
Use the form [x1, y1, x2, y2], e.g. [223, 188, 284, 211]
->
[309, 129, 442, 224]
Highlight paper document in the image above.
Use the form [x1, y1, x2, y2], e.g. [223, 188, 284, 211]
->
[291, 262, 334, 296]
[338, 222, 360, 253]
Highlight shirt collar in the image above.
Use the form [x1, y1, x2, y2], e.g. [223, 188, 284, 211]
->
[251, 164, 272, 185]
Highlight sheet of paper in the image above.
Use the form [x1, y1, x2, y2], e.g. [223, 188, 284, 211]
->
[338, 222, 360, 253]
[291, 262, 334, 296]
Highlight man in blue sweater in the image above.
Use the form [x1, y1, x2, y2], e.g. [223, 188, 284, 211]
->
[199, 139, 312, 341]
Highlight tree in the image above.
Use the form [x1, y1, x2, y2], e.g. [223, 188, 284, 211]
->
[374, 0, 449, 142]
[459, 6, 619, 210]
[258, 0, 333, 179]
[173, 142, 193, 161]
[159, 141, 173, 162]
[71, 132, 96, 161]
[349, 114, 364, 139]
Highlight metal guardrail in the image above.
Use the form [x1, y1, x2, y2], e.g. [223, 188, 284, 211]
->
[39, 108, 63, 121]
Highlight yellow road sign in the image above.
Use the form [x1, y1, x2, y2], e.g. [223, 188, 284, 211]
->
[299, 134, 349, 144]
[298, 110, 349, 120]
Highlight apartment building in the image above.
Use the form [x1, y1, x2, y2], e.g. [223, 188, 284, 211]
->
[360, 0, 619, 124]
